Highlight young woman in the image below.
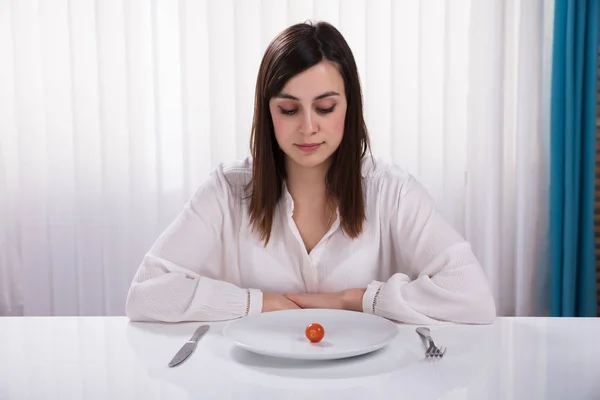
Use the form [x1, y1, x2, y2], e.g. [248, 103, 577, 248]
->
[125, 21, 496, 325]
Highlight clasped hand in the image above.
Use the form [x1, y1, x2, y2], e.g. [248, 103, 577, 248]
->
[262, 289, 366, 313]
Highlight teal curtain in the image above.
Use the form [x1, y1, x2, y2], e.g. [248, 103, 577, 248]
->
[550, 0, 600, 317]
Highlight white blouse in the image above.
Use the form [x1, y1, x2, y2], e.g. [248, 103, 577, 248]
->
[125, 156, 496, 325]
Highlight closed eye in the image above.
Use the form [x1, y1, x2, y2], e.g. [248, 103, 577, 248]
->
[279, 107, 297, 116]
[317, 106, 335, 114]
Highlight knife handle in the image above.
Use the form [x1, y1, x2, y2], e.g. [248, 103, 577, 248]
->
[191, 324, 210, 342]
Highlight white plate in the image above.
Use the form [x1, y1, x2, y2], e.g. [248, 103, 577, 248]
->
[222, 309, 399, 360]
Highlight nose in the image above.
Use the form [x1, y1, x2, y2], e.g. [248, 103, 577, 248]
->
[299, 111, 317, 135]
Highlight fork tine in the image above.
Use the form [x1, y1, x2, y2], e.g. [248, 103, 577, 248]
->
[425, 343, 436, 357]
[436, 347, 446, 357]
[428, 346, 443, 358]
[417, 327, 445, 358]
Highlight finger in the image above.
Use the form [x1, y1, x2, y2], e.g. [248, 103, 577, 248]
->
[284, 293, 299, 301]
[283, 293, 303, 305]
[287, 301, 301, 309]
[290, 294, 324, 309]
[287, 299, 302, 308]
[285, 294, 314, 308]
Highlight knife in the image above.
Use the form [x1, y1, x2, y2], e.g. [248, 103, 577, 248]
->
[168, 324, 210, 367]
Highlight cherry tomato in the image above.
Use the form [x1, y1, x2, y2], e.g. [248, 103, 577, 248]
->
[305, 323, 325, 343]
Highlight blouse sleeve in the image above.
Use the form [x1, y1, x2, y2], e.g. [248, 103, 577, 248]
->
[125, 165, 263, 322]
[362, 171, 496, 324]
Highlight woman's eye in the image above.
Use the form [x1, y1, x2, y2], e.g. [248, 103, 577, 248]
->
[279, 108, 297, 116]
[317, 106, 335, 114]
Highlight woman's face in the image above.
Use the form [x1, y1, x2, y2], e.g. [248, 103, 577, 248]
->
[269, 61, 347, 170]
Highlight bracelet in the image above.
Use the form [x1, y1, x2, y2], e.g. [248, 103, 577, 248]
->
[244, 289, 251, 316]
[372, 286, 382, 314]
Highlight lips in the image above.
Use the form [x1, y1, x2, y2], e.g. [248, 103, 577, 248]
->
[296, 143, 323, 153]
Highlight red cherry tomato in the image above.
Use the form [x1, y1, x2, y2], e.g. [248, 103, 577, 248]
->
[305, 323, 325, 343]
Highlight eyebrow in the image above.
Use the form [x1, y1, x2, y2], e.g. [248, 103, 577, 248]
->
[274, 91, 340, 101]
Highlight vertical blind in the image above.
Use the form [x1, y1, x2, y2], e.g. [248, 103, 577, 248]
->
[0, 0, 553, 317]
[595, 44, 600, 317]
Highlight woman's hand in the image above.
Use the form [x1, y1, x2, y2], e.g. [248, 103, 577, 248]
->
[262, 292, 301, 312]
[284, 289, 366, 312]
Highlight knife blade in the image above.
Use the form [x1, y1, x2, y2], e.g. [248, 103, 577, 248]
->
[168, 324, 210, 367]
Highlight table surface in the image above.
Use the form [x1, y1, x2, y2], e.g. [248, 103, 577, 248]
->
[0, 316, 598, 400]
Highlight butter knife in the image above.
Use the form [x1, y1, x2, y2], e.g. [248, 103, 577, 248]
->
[168, 324, 210, 367]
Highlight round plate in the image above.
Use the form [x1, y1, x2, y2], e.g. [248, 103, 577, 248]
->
[222, 309, 399, 360]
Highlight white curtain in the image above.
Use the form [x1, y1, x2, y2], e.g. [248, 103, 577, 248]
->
[0, 0, 553, 317]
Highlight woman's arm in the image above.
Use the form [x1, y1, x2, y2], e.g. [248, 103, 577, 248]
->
[125, 166, 263, 322]
[362, 172, 496, 325]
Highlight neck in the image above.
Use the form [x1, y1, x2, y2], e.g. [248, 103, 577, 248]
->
[284, 157, 330, 204]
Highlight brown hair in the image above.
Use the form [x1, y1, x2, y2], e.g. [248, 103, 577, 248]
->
[248, 21, 371, 245]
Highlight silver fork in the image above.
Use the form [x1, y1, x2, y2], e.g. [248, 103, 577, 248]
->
[416, 327, 446, 358]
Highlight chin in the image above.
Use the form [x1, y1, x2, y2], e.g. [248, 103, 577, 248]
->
[288, 152, 333, 169]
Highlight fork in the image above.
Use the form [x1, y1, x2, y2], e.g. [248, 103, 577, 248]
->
[416, 327, 446, 358]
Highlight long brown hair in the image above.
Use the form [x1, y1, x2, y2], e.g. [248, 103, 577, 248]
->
[248, 21, 371, 245]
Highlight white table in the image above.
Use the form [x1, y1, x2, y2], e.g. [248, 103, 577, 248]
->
[0, 316, 598, 399]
